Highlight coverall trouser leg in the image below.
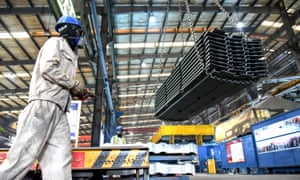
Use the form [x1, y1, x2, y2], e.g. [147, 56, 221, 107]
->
[0, 100, 72, 180]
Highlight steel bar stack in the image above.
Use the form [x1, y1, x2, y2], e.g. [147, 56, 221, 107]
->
[148, 143, 198, 176]
[155, 30, 267, 121]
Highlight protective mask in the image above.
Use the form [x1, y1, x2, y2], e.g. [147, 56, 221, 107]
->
[75, 36, 85, 48]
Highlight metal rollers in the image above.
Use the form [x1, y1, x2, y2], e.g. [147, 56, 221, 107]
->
[155, 30, 267, 121]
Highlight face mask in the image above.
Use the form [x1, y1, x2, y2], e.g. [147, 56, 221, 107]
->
[75, 36, 85, 48]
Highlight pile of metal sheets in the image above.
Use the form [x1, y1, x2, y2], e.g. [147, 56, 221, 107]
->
[155, 30, 267, 121]
[201, 30, 229, 76]
[148, 143, 198, 176]
[154, 82, 167, 113]
[243, 39, 268, 79]
[147, 143, 198, 155]
[149, 163, 195, 176]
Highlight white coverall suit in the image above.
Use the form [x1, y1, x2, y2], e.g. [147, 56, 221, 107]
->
[0, 37, 78, 180]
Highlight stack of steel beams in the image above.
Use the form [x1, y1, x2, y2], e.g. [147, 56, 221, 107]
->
[155, 30, 267, 121]
[154, 82, 167, 113]
[148, 143, 198, 176]
[244, 39, 268, 79]
[202, 30, 229, 76]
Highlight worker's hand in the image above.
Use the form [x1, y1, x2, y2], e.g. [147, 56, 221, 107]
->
[78, 88, 94, 101]
[70, 83, 93, 101]
[70, 86, 87, 96]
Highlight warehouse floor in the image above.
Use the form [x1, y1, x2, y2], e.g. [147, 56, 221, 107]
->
[106, 174, 300, 180]
[189, 174, 300, 180]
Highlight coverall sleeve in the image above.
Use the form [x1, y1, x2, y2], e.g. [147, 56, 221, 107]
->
[39, 38, 77, 89]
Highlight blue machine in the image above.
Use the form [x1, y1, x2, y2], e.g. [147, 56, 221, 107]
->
[251, 107, 300, 172]
[198, 144, 222, 173]
[219, 135, 259, 174]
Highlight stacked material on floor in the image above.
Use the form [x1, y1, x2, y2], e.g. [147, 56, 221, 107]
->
[147, 142, 198, 154]
[155, 30, 267, 121]
[150, 163, 195, 176]
[106, 169, 143, 176]
[148, 143, 198, 176]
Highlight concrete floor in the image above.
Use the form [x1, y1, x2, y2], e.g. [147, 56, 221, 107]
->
[189, 174, 300, 180]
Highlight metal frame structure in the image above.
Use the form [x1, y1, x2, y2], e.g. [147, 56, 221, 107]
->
[1, 0, 300, 145]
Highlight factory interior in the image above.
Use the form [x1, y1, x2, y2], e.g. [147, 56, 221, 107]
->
[0, 0, 300, 179]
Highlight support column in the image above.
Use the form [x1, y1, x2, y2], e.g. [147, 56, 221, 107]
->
[278, 0, 300, 72]
[195, 135, 203, 145]
[169, 135, 175, 144]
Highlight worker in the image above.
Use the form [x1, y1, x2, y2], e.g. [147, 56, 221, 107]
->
[110, 125, 126, 144]
[0, 15, 90, 180]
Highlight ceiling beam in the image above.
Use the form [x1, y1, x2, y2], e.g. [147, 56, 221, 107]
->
[0, 6, 105, 15]
[0, 55, 176, 66]
[0, 103, 93, 115]
[0, 88, 28, 95]
[112, 6, 280, 14]
[113, 27, 256, 35]
[266, 32, 300, 62]
[0, 60, 35, 66]
[115, 53, 183, 61]
[0, 7, 52, 15]
[0, 57, 92, 66]
[124, 127, 159, 133]
[0, 6, 280, 16]
[116, 80, 165, 86]
[0, 32, 286, 66]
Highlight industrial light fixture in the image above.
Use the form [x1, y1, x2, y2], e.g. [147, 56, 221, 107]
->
[149, 13, 156, 23]
[56, 0, 76, 16]
[292, 25, 300, 31]
[261, 20, 283, 28]
[236, 22, 244, 28]
[141, 62, 147, 67]
[0, 72, 30, 79]
[0, 32, 30, 39]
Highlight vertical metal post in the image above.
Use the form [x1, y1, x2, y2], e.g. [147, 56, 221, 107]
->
[169, 135, 175, 144]
[91, 58, 104, 146]
[278, 0, 300, 71]
[196, 135, 202, 145]
[90, 0, 116, 140]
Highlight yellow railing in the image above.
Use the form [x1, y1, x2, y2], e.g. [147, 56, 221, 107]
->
[151, 125, 215, 144]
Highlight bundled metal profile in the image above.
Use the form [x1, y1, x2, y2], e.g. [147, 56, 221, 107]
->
[155, 30, 267, 120]
[147, 143, 198, 155]
[149, 163, 195, 176]
[148, 143, 198, 176]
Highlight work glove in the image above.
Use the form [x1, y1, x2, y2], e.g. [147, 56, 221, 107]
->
[70, 82, 94, 101]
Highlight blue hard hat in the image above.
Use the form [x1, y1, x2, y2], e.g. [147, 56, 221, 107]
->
[55, 16, 82, 32]
[116, 125, 123, 131]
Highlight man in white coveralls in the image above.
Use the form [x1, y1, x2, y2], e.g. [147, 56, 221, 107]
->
[0, 15, 90, 179]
